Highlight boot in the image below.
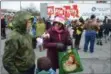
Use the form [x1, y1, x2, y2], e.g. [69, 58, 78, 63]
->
[75, 45, 80, 50]
[100, 41, 103, 46]
[96, 41, 99, 45]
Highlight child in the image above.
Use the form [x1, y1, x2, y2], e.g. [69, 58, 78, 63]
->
[36, 33, 50, 51]
[36, 57, 56, 74]
[36, 36, 43, 51]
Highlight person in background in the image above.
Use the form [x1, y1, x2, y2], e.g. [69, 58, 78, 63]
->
[79, 17, 85, 25]
[36, 57, 56, 74]
[71, 20, 76, 38]
[103, 18, 111, 43]
[1, 15, 7, 39]
[83, 14, 99, 53]
[103, 16, 108, 24]
[8, 18, 13, 30]
[33, 16, 37, 24]
[36, 18, 46, 37]
[32, 16, 37, 36]
[28, 16, 37, 49]
[45, 18, 52, 30]
[45, 16, 54, 31]
[30, 16, 37, 37]
[27, 17, 37, 49]
[4, 15, 8, 27]
[72, 19, 84, 50]
[96, 18, 104, 45]
[65, 19, 71, 28]
[108, 19, 111, 38]
[2, 11, 35, 74]
[36, 18, 46, 51]
[42, 17, 46, 24]
[85, 18, 89, 22]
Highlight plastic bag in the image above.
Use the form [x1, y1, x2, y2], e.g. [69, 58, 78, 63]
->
[58, 48, 83, 74]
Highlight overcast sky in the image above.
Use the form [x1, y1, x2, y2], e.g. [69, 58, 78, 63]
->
[1, 1, 69, 11]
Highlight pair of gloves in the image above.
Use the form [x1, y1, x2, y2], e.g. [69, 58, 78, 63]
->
[56, 43, 66, 52]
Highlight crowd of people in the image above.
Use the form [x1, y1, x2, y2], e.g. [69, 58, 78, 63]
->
[1, 11, 111, 74]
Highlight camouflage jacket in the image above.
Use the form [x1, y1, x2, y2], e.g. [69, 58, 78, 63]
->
[2, 31, 35, 74]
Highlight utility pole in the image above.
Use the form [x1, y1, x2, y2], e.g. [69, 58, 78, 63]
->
[20, 1, 22, 11]
[110, 1, 111, 17]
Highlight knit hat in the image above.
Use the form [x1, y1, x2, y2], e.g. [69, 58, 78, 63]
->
[54, 16, 65, 25]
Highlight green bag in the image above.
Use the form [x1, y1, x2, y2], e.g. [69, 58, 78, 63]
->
[58, 48, 83, 74]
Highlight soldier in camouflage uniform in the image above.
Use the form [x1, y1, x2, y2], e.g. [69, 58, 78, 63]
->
[2, 11, 35, 74]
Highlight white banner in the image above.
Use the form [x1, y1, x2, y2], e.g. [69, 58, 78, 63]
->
[47, 3, 110, 20]
[78, 4, 110, 20]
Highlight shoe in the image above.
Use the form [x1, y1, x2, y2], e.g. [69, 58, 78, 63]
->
[84, 50, 87, 52]
[1, 37, 6, 40]
[100, 42, 103, 46]
[90, 51, 94, 53]
[96, 42, 99, 45]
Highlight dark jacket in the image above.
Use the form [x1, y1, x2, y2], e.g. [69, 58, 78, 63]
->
[97, 25, 104, 38]
[103, 23, 111, 35]
[45, 20, 52, 30]
[43, 26, 72, 69]
[1, 18, 6, 28]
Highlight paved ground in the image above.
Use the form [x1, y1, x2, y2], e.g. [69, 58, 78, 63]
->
[0, 29, 111, 74]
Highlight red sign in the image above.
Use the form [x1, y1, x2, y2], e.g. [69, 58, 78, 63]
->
[64, 6, 71, 19]
[47, 6, 54, 16]
[55, 7, 64, 17]
[72, 5, 79, 17]
[47, 4, 80, 19]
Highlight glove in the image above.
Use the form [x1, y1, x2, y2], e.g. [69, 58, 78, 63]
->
[56, 43, 65, 51]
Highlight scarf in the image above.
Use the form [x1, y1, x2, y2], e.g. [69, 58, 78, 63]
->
[52, 26, 64, 41]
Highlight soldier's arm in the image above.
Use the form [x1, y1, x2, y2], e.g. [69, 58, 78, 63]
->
[2, 39, 20, 74]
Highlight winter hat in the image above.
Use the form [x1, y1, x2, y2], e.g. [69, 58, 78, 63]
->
[54, 16, 65, 25]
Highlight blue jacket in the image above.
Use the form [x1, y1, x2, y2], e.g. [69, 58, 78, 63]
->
[36, 68, 56, 74]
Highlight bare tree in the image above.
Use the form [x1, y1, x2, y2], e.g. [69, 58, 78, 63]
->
[23, 3, 40, 16]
